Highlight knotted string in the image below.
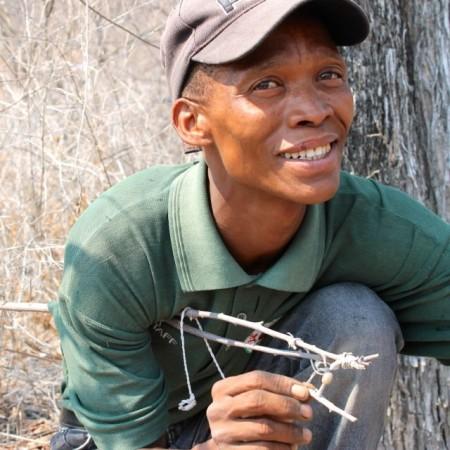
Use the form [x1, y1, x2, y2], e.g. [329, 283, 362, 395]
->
[178, 308, 226, 412]
[178, 308, 197, 411]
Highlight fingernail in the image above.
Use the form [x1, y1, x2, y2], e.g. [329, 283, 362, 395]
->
[291, 384, 309, 399]
[301, 404, 313, 419]
[303, 428, 313, 443]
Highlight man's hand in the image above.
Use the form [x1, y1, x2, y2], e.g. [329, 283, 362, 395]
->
[202, 370, 313, 449]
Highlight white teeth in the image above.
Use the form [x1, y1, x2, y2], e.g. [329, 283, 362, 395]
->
[280, 144, 331, 161]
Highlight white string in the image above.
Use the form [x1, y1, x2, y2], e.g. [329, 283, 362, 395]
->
[331, 353, 369, 370]
[178, 308, 197, 411]
[194, 318, 225, 379]
[286, 332, 297, 350]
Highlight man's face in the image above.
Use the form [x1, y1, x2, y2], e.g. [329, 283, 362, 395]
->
[199, 16, 354, 205]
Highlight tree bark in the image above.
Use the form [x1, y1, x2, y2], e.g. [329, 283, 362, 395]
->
[343, 1, 450, 449]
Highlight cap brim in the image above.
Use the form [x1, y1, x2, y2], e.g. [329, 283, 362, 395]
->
[192, 0, 369, 65]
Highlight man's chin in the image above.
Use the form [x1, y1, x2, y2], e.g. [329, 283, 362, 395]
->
[282, 179, 341, 206]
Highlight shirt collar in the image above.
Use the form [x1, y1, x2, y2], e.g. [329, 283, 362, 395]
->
[168, 158, 326, 293]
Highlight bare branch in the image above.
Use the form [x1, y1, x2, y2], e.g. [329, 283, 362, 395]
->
[77, 0, 160, 50]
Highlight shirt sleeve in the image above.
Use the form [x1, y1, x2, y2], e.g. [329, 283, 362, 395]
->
[52, 225, 169, 450]
[324, 174, 450, 364]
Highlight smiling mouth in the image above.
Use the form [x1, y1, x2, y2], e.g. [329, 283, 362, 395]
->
[279, 143, 333, 161]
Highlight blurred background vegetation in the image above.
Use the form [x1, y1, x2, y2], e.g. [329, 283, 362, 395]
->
[0, 1, 179, 447]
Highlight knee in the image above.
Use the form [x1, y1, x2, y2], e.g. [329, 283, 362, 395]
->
[302, 282, 404, 356]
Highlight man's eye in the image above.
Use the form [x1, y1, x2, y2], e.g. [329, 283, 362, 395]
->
[319, 71, 343, 81]
[253, 79, 280, 90]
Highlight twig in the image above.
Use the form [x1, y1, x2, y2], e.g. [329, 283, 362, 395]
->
[166, 319, 322, 361]
[184, 308, 378, 368]
[0, 431, 48, 445]
[77, 0, 159, 49]
[309, 390, 357, 422]
[3, 348, 60, 363]
[0, 302, 49, 313]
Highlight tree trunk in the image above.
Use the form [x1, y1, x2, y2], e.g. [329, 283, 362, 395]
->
[343, 1, 450, 449]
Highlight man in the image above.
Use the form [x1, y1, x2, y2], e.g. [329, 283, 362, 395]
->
[50, 1, 450, 449]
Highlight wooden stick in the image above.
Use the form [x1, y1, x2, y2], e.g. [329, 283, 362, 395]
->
[309, 390, 357, 422]
[0, 302, 49, 313]
[0, 431, 49, 445]
[166, 319, 322, 361]
[184, 308, 378, 368]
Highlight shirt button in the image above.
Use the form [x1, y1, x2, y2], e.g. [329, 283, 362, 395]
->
[237, 312, 247, 321]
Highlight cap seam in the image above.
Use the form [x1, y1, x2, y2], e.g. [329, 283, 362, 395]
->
[178, 0, 196, 42]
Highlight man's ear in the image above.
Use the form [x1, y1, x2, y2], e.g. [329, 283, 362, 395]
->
[172, 98, 212, 149]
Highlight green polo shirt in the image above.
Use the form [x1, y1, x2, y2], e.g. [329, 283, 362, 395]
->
[51, 158, 450, 450]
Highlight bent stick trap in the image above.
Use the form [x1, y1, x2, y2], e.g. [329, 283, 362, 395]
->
[1, 303, 378, 422]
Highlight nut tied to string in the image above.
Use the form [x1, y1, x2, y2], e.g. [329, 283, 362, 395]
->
[167, 308, 379, 422]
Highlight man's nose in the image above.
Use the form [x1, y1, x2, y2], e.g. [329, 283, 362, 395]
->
[287, 88, 333, 128]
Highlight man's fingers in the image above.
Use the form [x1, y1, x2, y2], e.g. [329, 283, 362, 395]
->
[227, 389, 313, 421]
[211, 418, 312, 446]
[211, 370, 310, 402]
[208, 372, 312, 449]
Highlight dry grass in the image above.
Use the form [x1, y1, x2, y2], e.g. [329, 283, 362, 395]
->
[0, 1, 180, 447]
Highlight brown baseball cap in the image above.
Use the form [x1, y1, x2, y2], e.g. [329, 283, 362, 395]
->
[161, 0, 370, 99]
